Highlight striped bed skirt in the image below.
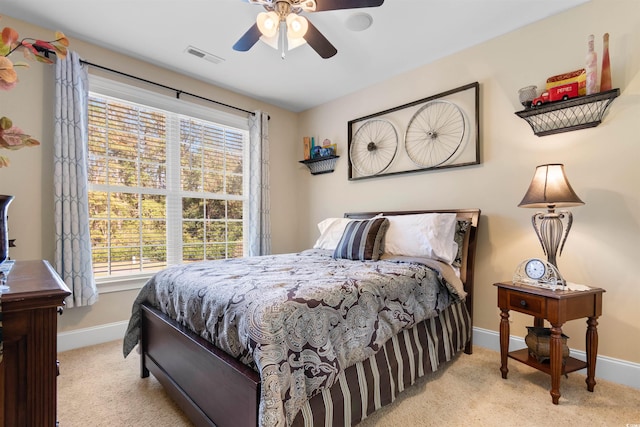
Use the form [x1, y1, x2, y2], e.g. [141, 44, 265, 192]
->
[292, 300, 472, 426]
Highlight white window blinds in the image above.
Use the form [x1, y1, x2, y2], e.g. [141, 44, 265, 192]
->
[87, 77, 249, 278]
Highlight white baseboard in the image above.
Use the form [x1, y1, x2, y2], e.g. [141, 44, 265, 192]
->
[57, 323, 639, 391]
[473, 327, 640, 391]
[57, 320, 129, 353]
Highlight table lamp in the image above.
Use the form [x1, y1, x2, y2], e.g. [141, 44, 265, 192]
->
[518, 164, 584, 267]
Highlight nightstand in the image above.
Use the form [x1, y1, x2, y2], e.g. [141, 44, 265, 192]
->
[494, 281, 604, 404]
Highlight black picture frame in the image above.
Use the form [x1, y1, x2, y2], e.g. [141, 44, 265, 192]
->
[347, 82, 480, 180]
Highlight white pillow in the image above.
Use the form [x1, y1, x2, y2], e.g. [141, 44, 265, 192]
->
[313, 217, 353, 250]
[383, 213, 458, 264]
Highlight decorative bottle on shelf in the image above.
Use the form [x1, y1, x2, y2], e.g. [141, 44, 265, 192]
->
[600, 33, 612, 92]
[585, 34, 598, 95]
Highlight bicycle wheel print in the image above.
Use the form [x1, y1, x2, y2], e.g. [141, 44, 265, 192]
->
[404, 100, 465, 168]
[349, 119, 398, 176]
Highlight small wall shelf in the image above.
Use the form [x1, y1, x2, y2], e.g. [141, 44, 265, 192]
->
[299, 155, 339, 175]
[515, 88, 620, 136]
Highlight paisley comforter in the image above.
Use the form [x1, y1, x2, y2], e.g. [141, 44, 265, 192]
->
[123, 249, 466, 427]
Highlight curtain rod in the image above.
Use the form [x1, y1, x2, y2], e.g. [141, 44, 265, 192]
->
[80, 59, 255, 117]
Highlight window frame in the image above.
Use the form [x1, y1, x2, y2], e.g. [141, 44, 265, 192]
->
[88, 75, 250, 291]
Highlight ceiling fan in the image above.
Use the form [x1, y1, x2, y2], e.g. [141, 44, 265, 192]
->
[233, 0, 384, 59]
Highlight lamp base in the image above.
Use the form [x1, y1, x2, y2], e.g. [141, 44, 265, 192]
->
[531, 209, 573, 268]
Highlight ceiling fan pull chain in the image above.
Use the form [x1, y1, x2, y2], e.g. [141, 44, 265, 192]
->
[280, 21, 287, 59]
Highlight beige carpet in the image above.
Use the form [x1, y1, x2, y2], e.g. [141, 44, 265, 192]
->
[57, 340, 640, 426]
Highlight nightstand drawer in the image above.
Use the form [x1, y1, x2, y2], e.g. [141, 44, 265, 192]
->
[507, 292, 545, 317]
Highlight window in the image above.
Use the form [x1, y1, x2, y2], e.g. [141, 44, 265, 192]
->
[87, 77, 249, 279]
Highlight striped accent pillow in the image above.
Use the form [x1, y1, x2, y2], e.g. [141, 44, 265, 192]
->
[333, 218, 389, 261]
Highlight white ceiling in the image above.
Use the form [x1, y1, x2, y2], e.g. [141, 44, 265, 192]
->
[2, 0, 589, 112]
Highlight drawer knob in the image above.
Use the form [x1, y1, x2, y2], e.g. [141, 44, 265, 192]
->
[520, 300, 528, 308]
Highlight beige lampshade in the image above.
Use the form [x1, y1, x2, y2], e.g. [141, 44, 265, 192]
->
[518, 164, 585, 209]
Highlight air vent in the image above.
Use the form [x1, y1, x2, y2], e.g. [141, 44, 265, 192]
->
[184, 46, 225, 64]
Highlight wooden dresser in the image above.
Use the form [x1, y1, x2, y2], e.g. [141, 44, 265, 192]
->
[0, 260, 71, 426]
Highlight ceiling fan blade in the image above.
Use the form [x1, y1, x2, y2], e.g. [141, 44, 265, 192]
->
[304, 20, 337, 58]
[313, 0, 384, 12]
[233, 23, 262, 52]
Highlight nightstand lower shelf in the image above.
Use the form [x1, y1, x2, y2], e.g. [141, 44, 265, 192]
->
[508, 348, 587, 376]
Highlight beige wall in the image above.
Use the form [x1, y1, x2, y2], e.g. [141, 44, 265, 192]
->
[0, 16, 301, 332]
[297, 0, 640, 364]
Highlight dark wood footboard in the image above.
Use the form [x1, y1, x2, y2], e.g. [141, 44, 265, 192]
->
[140, 304, 260, 427]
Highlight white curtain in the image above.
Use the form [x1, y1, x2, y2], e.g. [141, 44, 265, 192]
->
[248, 111, 271, 256]
[53, 51, 98, 308]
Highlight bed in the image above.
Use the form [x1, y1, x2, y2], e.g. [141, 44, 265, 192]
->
[123, 208, 480, 427]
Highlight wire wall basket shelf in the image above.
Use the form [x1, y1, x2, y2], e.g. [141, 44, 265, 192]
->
[299, 155, 339, 175]
[515, 88, 620, 136]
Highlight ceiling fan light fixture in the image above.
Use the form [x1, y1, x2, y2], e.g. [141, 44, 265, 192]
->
[257, 11, 279, 38]
[287, 26, 309, 50]
[260, 33, 280, 50]
[287, 36, 306, 50]
[286, 14, 308, 39]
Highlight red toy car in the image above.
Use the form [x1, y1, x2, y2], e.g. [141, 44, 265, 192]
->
[532, 82, 580, 106]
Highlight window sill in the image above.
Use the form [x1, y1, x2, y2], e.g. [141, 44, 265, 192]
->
[96, 273, 153, 294]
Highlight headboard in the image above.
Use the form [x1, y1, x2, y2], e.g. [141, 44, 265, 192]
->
[344, 208, 481, 350]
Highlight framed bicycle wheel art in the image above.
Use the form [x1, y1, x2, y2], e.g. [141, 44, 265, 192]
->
[347, 82, 479, 180]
